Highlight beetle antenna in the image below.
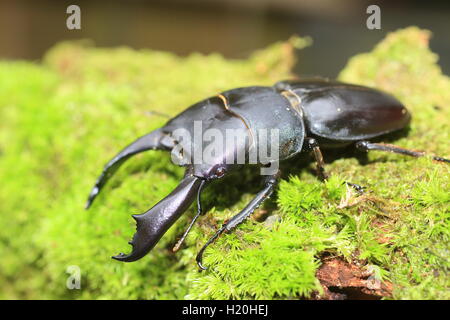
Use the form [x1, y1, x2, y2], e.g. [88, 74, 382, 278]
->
[173, 179, 206, 252]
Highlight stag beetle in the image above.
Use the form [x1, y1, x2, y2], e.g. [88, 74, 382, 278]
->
[86, 78, 449, 269]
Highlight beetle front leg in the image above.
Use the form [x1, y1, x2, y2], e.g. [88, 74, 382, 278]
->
[172, 179, 207, 252]
[196, 169, 280, 270]
[356, 141, 450, 163]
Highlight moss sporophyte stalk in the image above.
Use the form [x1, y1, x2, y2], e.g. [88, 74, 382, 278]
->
[0, 27, 448, 299]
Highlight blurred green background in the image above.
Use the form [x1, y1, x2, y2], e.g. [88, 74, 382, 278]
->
[1, 0, 450, 76]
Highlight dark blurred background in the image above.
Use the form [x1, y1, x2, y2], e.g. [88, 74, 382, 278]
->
[0, 0, 449, 78]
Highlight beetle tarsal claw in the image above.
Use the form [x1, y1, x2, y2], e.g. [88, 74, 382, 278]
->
[195, 226, 226, 270]
[195, 250, 208, 271]
[197, 260, 208, 271]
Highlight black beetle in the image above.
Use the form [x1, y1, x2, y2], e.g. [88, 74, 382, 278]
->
[86, 78, 448, 269]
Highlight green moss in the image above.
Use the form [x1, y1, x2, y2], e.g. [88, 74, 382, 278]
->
[338, 27, 449, 299]
[0, 27, 448, 300]
[188, 27, 449, 300]
[0, 37, 309, 299]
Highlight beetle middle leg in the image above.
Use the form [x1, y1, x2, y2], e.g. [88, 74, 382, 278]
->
[307, 138, 328, 181]
[356, 141, 450, 163]
[196, 169, 280, 270]
[307, 138, 365, 194]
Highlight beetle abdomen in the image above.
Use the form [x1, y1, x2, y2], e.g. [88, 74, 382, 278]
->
[281, 80, 411, 141]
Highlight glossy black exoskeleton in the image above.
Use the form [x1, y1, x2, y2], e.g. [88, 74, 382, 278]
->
[86, 78, 449, 269]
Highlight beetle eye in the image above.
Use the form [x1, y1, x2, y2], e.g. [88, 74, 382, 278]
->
[215, 167, 226, 178]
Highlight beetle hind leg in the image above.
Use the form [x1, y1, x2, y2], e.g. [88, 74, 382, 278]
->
[356, 141, 450, 164]
[85, 128, 173, 209]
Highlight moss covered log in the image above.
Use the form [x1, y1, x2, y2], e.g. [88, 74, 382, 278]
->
[0, 27, 448, 299]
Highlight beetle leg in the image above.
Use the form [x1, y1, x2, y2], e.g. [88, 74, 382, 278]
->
[307, 138, 328, 181]
[172, 179, 207, 252]
[356, 141, 450, 163]
[308, 138, 365, 194]
[85, 128, 174, 209]
[344, 182, 365, 194]
[196, 170, 280, 270]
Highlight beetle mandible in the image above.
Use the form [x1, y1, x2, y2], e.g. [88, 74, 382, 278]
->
[86, 78, 449, 269]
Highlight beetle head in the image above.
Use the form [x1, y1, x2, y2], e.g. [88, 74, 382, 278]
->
[192, 162, 235, 181]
